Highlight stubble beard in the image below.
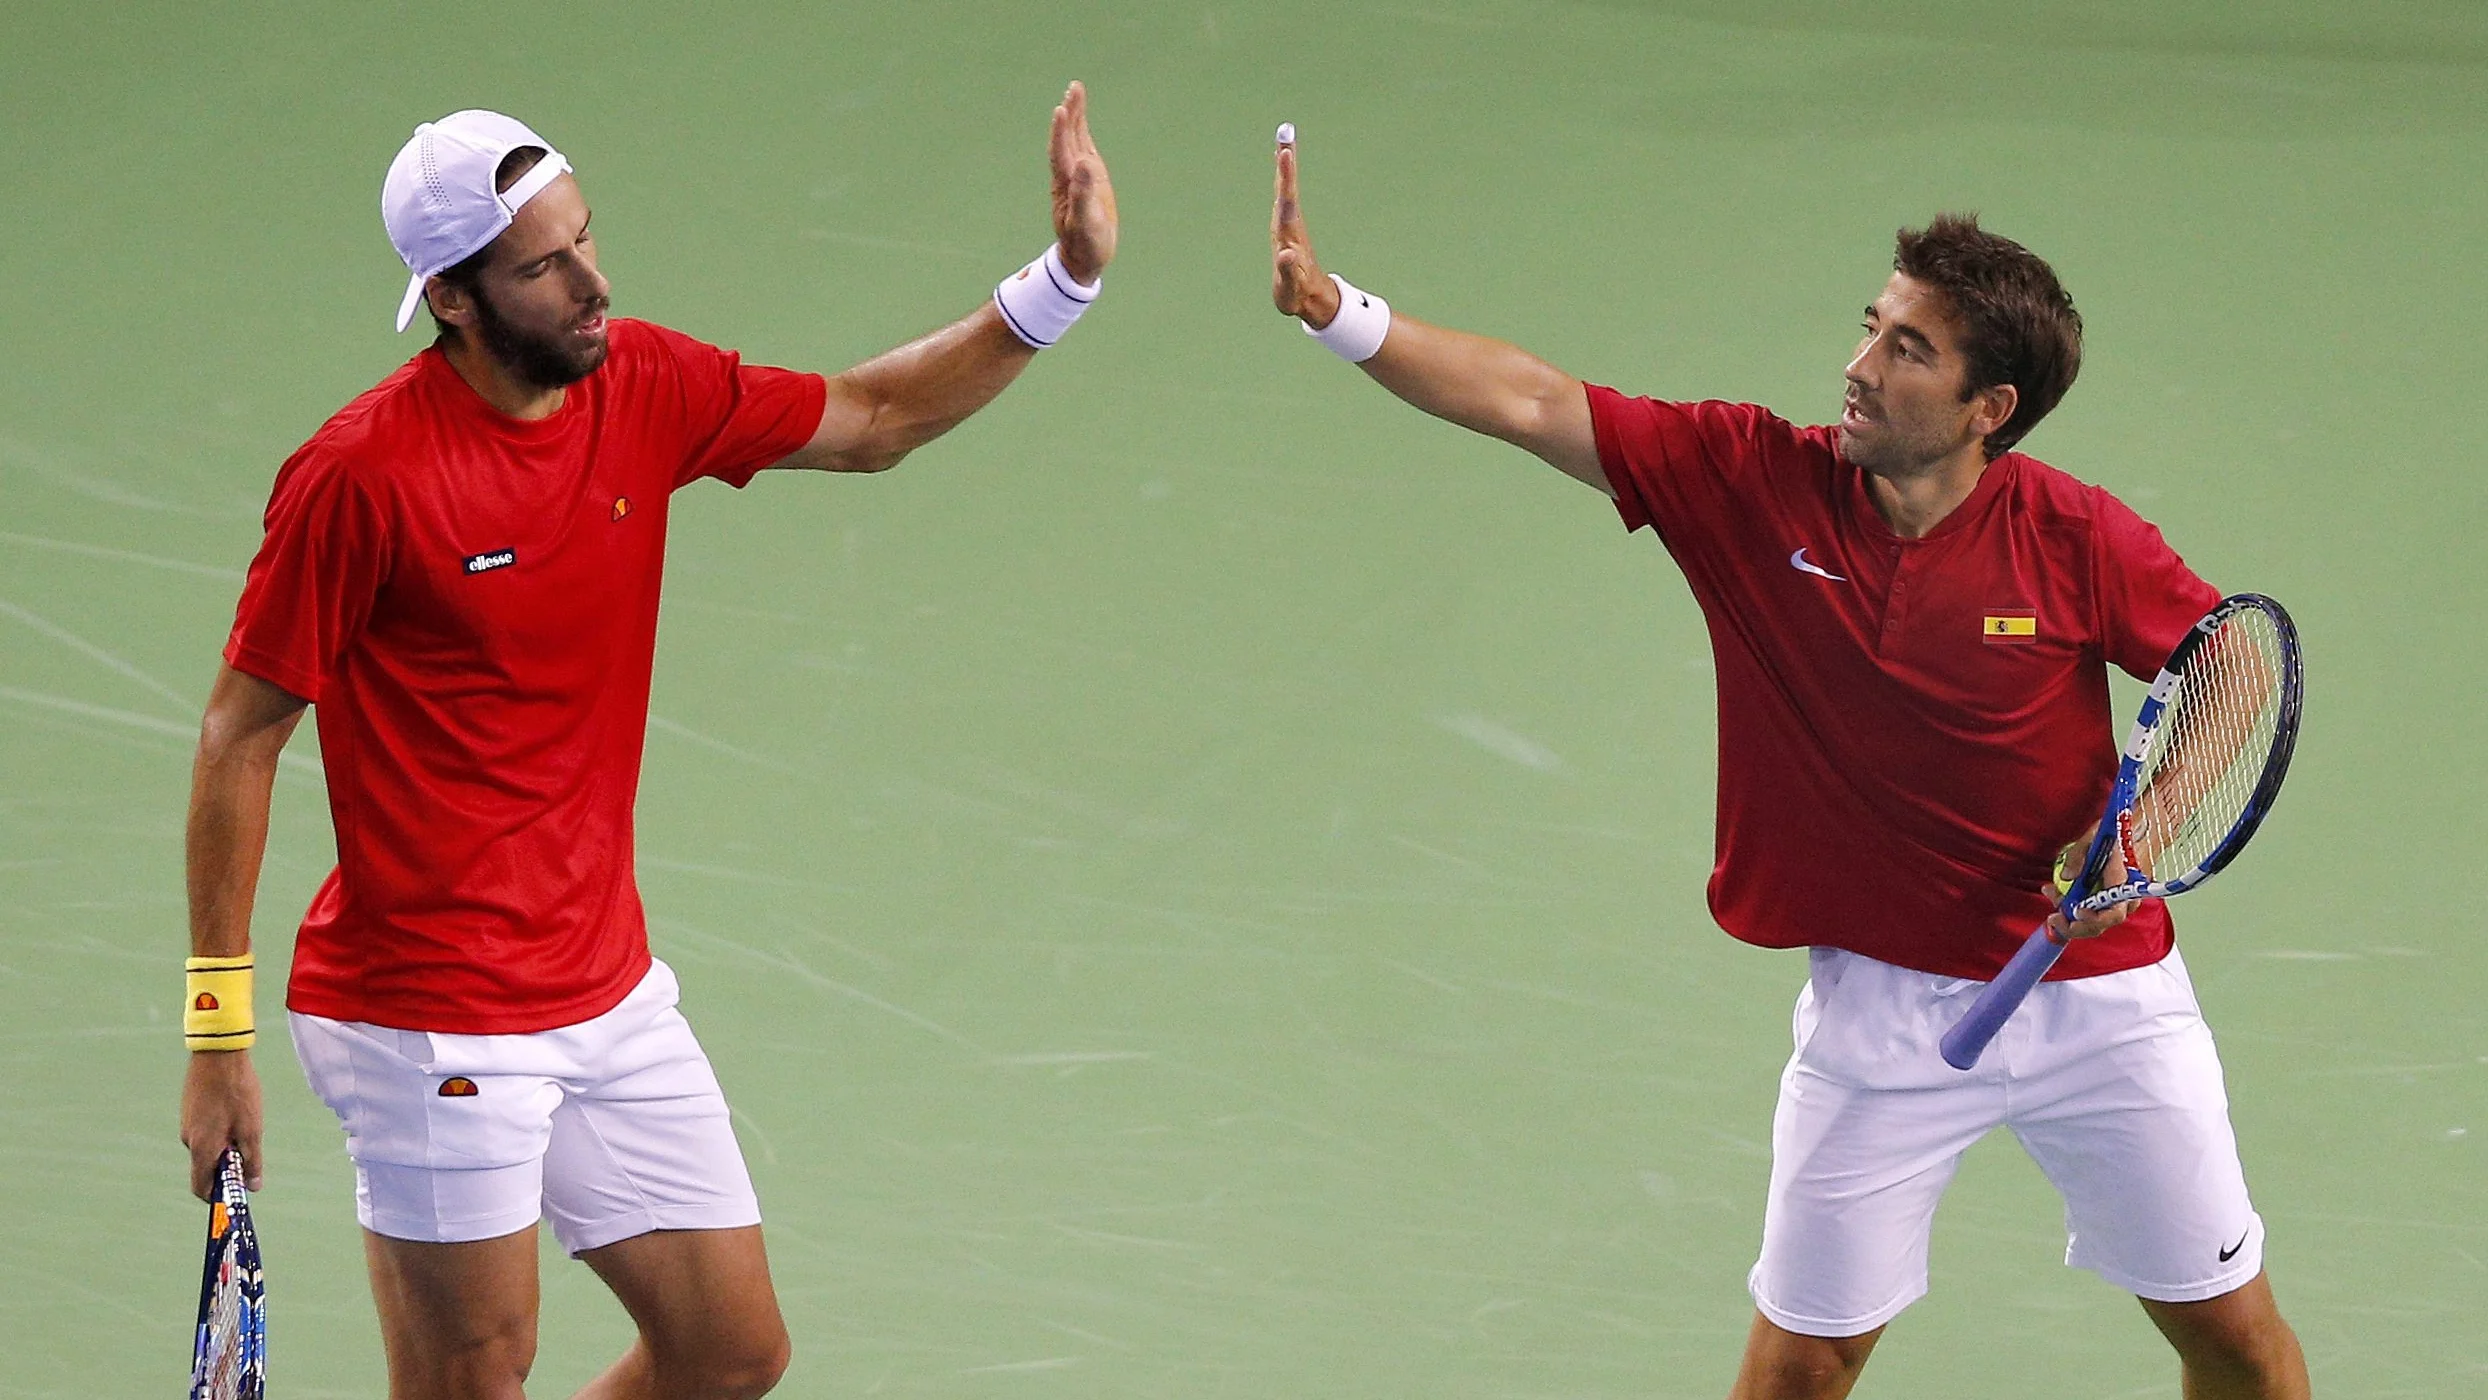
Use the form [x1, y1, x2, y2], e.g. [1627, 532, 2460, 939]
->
[473, 289, 609, 390]
[1839, 415, 1960, 481]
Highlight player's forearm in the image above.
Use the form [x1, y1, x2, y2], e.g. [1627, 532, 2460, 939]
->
[1345, 314, 1607, 489]
[799, 303, 1038, 474]
[186, 747, 284, 959]
[185, 671, 305, 958]
[2128, 639, 2273, 874]
[181, 681, 282, 1189]
[1357, 315, 1568, 442]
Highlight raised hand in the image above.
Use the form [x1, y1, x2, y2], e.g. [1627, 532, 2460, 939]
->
[1049, 82, 1117, 285]
[1271, 124, 1341, 328]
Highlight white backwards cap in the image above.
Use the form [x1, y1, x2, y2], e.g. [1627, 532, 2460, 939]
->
[381, 110, 572, 332]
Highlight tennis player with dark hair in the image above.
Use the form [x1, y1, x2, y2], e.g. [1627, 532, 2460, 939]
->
[1269, 130, 2309, 1400]
[178, 89, 1116, 1399]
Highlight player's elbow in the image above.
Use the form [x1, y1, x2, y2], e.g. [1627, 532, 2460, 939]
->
[195, 711, 279, 777]
[1498, 377, 1575, 452]
[808, 377, 913, 473]
[194, 709, 243, 767]
[195, 673, 306, 770]
[831, 396, 923, 473]
[830, 444, 908, 474]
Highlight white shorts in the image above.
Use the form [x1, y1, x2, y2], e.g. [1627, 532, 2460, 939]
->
[290, 959, 760, 1255]
[1749, 946, 2264, 1337]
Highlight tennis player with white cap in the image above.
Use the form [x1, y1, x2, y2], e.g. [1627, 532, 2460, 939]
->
[178, 90, 1116, 1398]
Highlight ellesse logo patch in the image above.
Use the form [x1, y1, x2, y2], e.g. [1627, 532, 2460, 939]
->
[463, 549, 517, 575]
[193, 992, 221, 1011]
[437, 1077, 480, 1098]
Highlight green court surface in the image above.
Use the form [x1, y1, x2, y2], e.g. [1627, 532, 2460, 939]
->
[3, 1, 2483, 1394]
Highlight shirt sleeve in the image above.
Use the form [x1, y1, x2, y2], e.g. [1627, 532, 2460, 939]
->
[2089, 487, 2222, 680]
[1585, 385, 1795, 543]
[223, 448, 392, 704]
[637, 322, 830, 490]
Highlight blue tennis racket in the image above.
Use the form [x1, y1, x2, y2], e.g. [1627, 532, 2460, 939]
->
[189, 1147, 266, 1400]
[1941, 593, 2304, 1071]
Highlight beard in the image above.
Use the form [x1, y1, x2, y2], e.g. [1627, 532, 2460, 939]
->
[1838, 412, 1962, 477]
[472, 288, 609, 390]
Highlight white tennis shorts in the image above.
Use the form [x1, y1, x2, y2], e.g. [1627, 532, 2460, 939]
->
[290, 959, 760, 1255]
[1749, 945, 2264, 1337]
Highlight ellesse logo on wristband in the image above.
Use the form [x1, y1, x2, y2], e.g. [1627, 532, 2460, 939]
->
[463, 549, 517, 575]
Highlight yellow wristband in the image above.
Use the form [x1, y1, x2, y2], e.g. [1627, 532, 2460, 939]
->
[185, 955, 256, 1051]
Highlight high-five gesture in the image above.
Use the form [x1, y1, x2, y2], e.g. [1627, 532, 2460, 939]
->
[1271, 124, 1341, 328]
[1267, 121, 1601, 488]
[1050, 82, 1117, 285]
[780, 82, 1118, 474]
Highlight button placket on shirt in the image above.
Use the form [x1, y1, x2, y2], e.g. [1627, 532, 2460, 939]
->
[1876, 543, 1918, 654]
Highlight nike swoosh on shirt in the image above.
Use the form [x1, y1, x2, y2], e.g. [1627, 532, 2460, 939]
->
[1789, 548, 1846, 582]
[2218, 1230, 2250, 1263]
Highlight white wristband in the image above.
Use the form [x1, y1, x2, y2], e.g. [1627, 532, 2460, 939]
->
[993, 243, 1099, 349]
[1306, 273, 1390, 363]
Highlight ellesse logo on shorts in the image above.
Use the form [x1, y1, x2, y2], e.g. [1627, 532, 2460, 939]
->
[437, 1077, 481, 1098]
[463, 549, 517, 575]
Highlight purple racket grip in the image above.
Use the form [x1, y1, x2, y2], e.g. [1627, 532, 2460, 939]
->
[1939, 925, 2070, 1070]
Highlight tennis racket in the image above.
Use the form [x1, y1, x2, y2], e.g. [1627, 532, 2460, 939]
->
[1940, 592, 2304, 1071]
[189, 1147, 266, 1400]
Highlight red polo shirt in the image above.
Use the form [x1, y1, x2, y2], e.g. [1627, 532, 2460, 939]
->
[1587, 388, 2220, 981]
[226, 319, 826, 1032]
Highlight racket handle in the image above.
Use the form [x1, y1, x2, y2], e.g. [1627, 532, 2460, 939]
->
[1939, 926, 2069, 1070]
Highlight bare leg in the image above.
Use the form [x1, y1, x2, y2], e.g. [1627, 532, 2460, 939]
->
[571, 1226, 790, 1400]
[363, 1226, 543, 1400]
[2140, 1273, 2310, 1400]
[1725, 1312, 1883, 1400]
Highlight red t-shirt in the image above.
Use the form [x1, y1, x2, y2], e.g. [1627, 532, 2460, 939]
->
[1587, 388, 2221, 981]
[227, 319, 827, 1033]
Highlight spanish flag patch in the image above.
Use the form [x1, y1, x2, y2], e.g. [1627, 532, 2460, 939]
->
[1982, 612, 2038, 644]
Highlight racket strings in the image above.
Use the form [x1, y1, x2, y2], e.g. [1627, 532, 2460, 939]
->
[197, 1248, 246, 1398]
[2129, 611, 2288, 879]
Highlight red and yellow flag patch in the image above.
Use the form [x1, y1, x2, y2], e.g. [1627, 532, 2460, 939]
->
[1982, 611, 2037, 644]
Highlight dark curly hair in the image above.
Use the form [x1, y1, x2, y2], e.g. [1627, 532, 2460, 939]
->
[1893, 214, 2083, 459]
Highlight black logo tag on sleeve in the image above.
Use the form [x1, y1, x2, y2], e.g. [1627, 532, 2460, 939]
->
[463, 548, 517, 575]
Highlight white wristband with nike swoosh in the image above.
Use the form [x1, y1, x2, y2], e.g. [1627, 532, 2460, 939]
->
[1308, 273, 1390, 363]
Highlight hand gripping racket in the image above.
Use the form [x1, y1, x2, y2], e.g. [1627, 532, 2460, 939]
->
[1940, 593, 2304, 1071]
[189, 1147, 267, 1400]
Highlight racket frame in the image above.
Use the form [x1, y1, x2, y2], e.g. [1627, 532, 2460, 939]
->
[1938, 593, 2302, 1071]
[189, 1147, 267, 1400]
